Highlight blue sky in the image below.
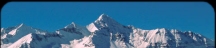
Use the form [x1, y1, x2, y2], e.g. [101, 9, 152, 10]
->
[1, 2, 214, 39]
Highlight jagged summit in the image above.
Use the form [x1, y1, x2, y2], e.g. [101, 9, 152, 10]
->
[64, 22, 76, 28]
[94, 14, 117, 23]
[1, 14, 214, 48]
[96, 13, 109, 21]
[86, 14, 124, 32]
[92, 14, 122, 27]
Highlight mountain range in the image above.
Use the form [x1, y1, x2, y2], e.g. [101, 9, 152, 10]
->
[1, 14, 215, 48]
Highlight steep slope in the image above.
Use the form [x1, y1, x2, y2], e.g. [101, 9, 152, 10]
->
[86, 14, 215, 48]
[1, 14, 214, 48]
[86, 14, 134, 48]
[130, 28, 215, 48]
[1, 23, 51, 48]
[27, 22, 92, 48]
[56, 22, 92, 46]
[7, 33, 33, 48]
[1, 22, 93, 48]
[1, 24, 38, 45]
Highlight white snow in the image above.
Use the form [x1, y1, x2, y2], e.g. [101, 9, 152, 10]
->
[8, 24, 23, 35]
[95, 13, 107, 22]
[71, 36, 95, 48]
[1, 34, 7, 39]
[1, 28, 4, 32]
[8, 29, 18, 35]
[86, 23, 98, 32]
[60, 34, 95, 48]
[1, 14, 214, 48]
[64, 22, 76, 28]
[7, 33, 32, 48]
[56, 31, 60, 34]
[61, 44, 71, 48]
[1, 43, 13, 48]
[203, 38, 208, 47]
[35, 29, 46, 35]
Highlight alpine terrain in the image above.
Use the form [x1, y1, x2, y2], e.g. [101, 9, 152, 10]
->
[1, 14, 215, 48]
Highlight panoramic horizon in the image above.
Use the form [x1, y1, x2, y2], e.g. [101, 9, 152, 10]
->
[1, 2, 214, 40]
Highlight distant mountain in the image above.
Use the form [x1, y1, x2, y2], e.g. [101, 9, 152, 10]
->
[1, 14, 214, 48]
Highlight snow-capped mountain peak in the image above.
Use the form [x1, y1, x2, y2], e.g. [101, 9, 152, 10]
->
[87, 14, 124, 33]
[7, 23, 34, 36]
[64, 22, 76, 28]
[94, 14, 120, 25]
[95, 13, 109, 21]
[1, 14, 214, 48]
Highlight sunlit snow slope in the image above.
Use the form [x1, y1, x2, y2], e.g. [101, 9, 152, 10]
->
[1, 14, 214, 48]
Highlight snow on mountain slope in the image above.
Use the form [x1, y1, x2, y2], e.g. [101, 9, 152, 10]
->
[62, 22, 91, 36]
[1, 22, 92, 48]
[7, 33, 32, 48]
[1, 24, 62, 48]
[1, 24, 41, 44]
[70, 34, 95, 48]
[86, 23, 98, 32]
[87, 14, 135, 48]
[8, 23, 24, 35]
[1, 14, 214, 48]
[132, 28, 215, 48]
[1, 28, 4, 32]
[88, 14, 214, 48]
[27, 22, 92, 48]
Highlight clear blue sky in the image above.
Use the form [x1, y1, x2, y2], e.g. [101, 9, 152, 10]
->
[1, 2, 214, 39]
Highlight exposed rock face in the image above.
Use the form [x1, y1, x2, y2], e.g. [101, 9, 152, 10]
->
[1, 14, 214, 48]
